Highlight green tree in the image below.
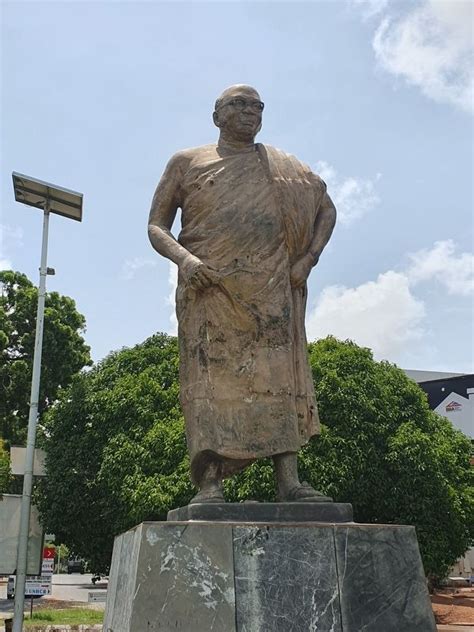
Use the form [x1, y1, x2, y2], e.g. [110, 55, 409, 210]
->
[37, 333, 191, 573]
[304, 338, 473, 585]
[0, 270, 92, 444]
[0, 439, 11, 492]
[37, 334, 473, 582]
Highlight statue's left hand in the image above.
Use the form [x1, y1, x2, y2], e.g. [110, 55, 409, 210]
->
[290, 253, 317, 288]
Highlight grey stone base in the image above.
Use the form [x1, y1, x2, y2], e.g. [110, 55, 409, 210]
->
[167, 501, 353, 522]
[103, 521, 436, 632]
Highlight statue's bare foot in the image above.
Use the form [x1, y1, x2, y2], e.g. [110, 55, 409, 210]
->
[190, 460, 224, 505]
[277, 481, 333, 503]
[189, 486, 224, 505]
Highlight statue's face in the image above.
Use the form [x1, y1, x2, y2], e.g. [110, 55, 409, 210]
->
[213, 86, 264, 142]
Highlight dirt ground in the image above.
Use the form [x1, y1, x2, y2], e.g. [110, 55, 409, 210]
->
[432, 587, 474, 625]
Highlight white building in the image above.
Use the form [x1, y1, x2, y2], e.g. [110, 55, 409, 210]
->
[405, 370, 473, 439]
[434, 388, 474, 440]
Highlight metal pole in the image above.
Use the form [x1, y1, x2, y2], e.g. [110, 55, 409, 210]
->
[13, 205, 51, 632]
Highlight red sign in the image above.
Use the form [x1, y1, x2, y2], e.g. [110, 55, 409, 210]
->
[446, 401, 462, 412]
[43, 547, 55, 559]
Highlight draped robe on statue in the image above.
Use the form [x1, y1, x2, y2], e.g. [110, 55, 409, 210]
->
[175, 142, 328, 484]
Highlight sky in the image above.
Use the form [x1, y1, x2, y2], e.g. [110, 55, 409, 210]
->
[1, 0, 473, 373]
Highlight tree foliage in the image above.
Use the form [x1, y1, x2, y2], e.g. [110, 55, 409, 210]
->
[38, 334, 190, 572]
[0, 270, 92, 444]
[0, 439, 11, 493]
[38, 334, 473, 581]
[305, 338, 473, 584]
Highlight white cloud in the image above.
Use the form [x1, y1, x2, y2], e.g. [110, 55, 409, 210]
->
[316, 161, 381, 226]
[350, 0, 389, 20]
[372, 0, 474, 114]
[307, 239, 472, 363]
[167, 262, 178, 335]
[0, 258, 13, 271]
[307, 270, 426, 360]
[121, 257, 157, 280]
[1, 225, 23, 244]
[0, 224, 23, 271]
[407, 239, 474, 296]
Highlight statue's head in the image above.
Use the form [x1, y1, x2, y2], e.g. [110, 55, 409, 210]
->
[213, 85, 264, 142]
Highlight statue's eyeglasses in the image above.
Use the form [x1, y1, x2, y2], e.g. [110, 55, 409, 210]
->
[220, 98, 265, 112]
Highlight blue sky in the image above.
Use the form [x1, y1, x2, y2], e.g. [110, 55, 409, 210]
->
[1, 0, 473, 372]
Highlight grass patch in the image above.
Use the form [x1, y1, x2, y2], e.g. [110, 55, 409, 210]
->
[23, 607, 103, 627]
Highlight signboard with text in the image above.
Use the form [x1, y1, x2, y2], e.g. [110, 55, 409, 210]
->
[8, 575, 52, 598]
[24, 576, 52, 596]
[41, 558, 54, 575]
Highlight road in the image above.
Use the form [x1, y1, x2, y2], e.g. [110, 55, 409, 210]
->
[42, 573, 108, 603]
[1, 577, 472, 631]
[0, 573, 108, 619]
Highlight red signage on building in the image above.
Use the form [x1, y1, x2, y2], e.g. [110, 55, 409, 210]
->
[42, 547, 55, 559]
[446, 401, 462, 412]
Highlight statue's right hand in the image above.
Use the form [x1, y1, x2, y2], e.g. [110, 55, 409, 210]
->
[180, 255, 221, 291]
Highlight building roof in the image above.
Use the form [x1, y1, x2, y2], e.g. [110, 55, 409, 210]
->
[404, 369, 466, 383]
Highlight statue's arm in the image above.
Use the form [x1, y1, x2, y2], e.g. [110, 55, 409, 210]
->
[290, 192, 337, 288]
[148, 152, 191, 265]
[148, 152, 220, 290]
[307, 192, 337, 265]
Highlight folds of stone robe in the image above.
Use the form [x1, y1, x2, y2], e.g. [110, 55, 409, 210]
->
[175, 143, 327, 484]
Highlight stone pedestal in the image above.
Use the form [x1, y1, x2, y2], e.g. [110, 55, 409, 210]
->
[167, 500, 353, 523]
[103, 508, 436, 632]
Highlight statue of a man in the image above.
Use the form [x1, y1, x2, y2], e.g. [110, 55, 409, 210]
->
[148, 85, 336, 504]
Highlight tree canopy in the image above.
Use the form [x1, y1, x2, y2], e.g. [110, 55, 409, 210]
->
[37, 334, 473, 582]
[0, 270, 92, 445]
[0, 439, 11, 493]
[38, 334, 190, 572]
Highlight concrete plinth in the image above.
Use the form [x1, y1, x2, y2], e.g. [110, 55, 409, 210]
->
[103, 519, 436, 632]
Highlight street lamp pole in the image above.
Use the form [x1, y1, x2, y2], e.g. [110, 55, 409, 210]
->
[11, 173, 83, 632]
[12, 203, 51, 632]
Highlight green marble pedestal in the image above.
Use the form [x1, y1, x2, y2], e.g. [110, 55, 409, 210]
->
[103, 516, 436, 632]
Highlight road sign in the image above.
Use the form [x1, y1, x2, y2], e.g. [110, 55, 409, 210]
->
[9, 575, 52, 597]
[25, 576, 52, 596]
[42, 547, 55, 559]
[41, 558, 54, 575]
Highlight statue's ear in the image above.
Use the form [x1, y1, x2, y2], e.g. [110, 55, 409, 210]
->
[213, 111, 220, 128]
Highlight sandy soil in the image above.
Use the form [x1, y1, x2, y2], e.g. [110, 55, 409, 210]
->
[432, 588, 474, 625]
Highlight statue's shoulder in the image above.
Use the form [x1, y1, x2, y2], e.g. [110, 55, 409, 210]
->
[168, 144, 217, 170]
[258, 143, 287, 158]
[259, 144, 310, 170]
[258, 144, 324, 186]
